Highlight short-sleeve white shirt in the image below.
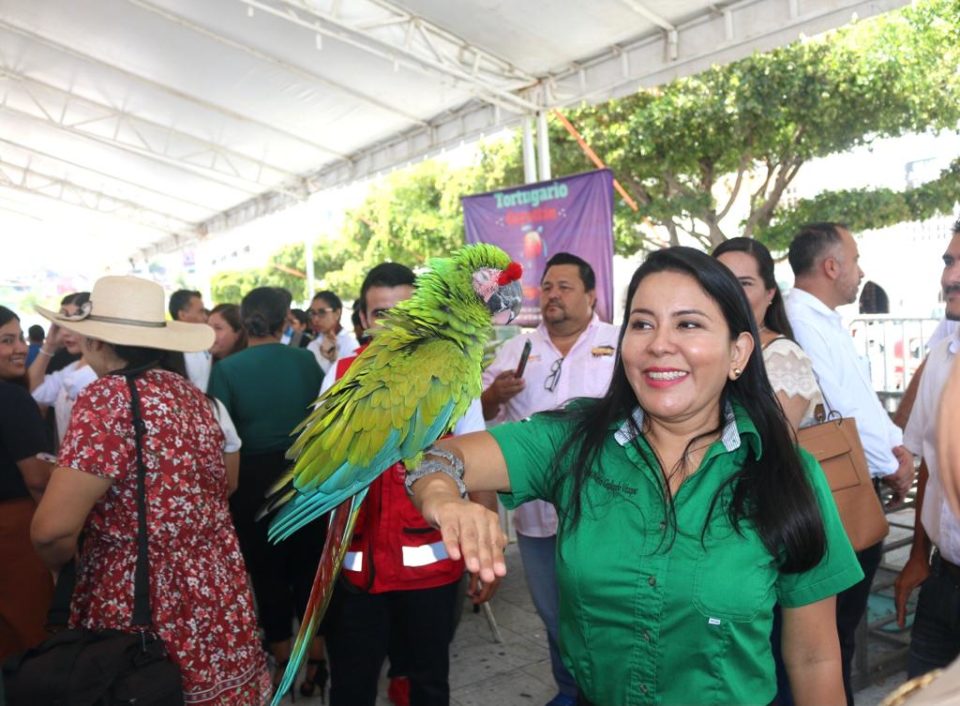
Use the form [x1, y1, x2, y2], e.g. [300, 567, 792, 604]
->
[904, 331, 960, 562]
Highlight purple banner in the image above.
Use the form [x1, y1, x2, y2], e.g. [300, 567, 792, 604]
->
[462, 169, 615, 327]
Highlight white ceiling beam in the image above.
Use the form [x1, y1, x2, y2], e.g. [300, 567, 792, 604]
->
[0, 69, 303, 188]
[242, 0, 541, 114]
[619, 0, 675, 31]
[0, 19, 348, 160]
[0, 160, 196, 234]
[619, 0, 679, 60]
[0, 101, 272, 199]
[0, 137, 215, 215]
[126, 0, 431, 128]
[547, 0, 910, 106]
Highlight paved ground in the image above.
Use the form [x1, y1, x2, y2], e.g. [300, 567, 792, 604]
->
[289, 541, 910, 706]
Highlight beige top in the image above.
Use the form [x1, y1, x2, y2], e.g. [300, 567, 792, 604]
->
[762, 337, 824, 429]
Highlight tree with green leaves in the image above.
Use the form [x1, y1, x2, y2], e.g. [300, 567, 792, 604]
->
[209, 141, 522, 304]
[541, 0, 960, 251]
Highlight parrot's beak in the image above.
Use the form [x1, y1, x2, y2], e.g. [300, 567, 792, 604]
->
[488, 280, 523, 324]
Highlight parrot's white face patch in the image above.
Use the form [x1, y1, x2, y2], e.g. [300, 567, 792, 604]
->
[472, 268, 501, 303]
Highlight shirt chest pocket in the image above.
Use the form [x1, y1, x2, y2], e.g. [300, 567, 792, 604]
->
[692, 530, 776, 622]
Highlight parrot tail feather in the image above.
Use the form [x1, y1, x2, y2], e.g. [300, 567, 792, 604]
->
[270, 489, 368, 706]
[257, 469, 299, 522]
[255, 485, 297, 522]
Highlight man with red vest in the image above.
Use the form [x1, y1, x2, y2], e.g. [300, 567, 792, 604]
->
[320, 262, 498, 706]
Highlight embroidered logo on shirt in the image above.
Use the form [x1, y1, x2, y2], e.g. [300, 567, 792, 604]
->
[592, 473, 638, 496]
[591, 345, 615, 357]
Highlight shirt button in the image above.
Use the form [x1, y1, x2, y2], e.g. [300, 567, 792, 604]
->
[642, 630, 651, 642]
[641, 684, 649, 694]
[658, 520, 667, 529]
[648, 576, 657, 587]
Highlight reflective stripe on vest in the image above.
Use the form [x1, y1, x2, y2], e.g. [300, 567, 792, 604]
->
[344, 551, 363, 572]
[401, 541, 449, 567]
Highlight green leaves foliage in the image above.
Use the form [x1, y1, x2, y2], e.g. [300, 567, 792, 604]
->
[760, 158, 960, 250]
[210, 142, 520, 304]
[545, 0, 960, 248]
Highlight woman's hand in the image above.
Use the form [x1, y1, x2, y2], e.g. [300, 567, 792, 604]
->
[410, 433, 513, 583]
[894, 553, 930, 628]
[417, 476, 508, 585]
[45, 323, 63, 352]
[321, 332, 338, 362]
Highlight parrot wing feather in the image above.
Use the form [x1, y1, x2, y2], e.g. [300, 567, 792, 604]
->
[266, 336, 476, 542]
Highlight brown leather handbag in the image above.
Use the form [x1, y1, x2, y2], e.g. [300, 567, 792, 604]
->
[797, 404, 889, 551]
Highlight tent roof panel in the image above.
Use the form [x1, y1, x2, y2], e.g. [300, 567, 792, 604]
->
[0, 0, 911, 272]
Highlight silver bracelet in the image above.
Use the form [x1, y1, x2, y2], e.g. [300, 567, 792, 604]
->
[405, 446, 467, 498]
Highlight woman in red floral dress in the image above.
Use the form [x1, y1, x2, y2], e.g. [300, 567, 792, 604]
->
[31, 276, 272, 705]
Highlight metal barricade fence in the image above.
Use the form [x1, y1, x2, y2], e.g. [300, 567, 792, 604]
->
[847, 316, 942, 413]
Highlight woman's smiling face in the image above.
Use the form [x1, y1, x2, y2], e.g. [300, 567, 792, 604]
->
[620, 270, 751, 428]
[0, 318, 28, 381]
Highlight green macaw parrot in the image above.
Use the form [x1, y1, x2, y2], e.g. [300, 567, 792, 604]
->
[263, 243, 523, 703]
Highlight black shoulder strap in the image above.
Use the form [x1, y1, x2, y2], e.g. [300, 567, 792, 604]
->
[45, 366, 156, 631]
[123, 372, 153, 628]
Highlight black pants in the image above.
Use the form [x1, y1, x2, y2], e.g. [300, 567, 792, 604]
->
[325, 579, 460, 706]
[230, 450, 327, 643]
[907, 551, 960, 678]
[836, 540, 883, 706]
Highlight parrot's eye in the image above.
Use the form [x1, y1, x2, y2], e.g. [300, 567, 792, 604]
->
[472, 268, 501, 303]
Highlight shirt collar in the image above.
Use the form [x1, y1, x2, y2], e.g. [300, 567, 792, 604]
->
[613, 401, 762, 459]
[535, 312, 602, 342]
[788, 287, 843, 326]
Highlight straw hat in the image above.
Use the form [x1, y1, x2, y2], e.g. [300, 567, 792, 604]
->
[37, 276, 214, 353]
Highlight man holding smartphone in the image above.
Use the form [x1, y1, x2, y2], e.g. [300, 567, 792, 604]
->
[480, 252, 619, 706]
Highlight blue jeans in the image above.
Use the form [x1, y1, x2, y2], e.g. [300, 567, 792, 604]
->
[907, 552, 960, 678]
[516, 533, 577, 698]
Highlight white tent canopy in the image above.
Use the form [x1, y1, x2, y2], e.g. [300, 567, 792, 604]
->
[1, 0, 908, 270]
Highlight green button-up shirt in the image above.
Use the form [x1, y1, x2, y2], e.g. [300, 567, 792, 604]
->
[492, 403, 862, 706]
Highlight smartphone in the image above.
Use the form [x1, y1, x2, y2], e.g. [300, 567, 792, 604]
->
[515, 339, 533, 378]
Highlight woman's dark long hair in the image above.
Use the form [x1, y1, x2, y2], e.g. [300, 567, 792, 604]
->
[550, 247, 825, 573]
[712, 237, 795, 340]
[111, 344, 187, 378]
[0, 306, 28, 388]
[241, 287, 291, 338]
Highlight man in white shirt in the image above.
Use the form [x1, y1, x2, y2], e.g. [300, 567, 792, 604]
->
[481, 253, 619, 706]
[786, 222, 914, 705]
[169, 289, 212, 392]
[894, 220, 960, 677]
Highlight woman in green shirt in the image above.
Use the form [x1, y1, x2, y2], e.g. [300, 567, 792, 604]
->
[409, 247, 862, 706]
[207, 286, 326, 698]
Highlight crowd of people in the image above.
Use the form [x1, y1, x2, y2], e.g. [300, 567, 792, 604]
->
[1, 218, 959, 706]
